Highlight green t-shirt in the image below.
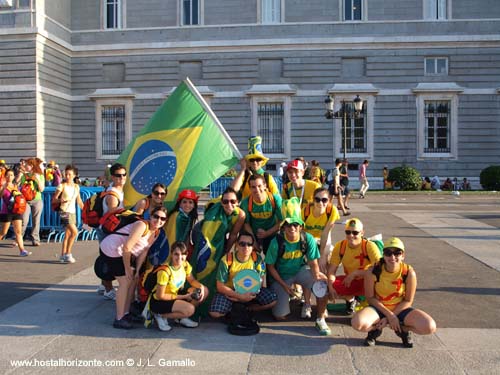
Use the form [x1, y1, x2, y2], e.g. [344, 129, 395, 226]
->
[240, 193, 283, 234]
[265, 231, 319, 280]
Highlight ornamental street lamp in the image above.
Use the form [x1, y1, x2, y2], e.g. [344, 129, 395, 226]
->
[324, 95, 363, 160]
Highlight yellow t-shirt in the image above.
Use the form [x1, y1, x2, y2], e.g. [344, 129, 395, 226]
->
[282, 180, 321, 209]
[217, 251, 265, 288]
[302, 205, 340, 240]
[154, 262, 192, 300]
[374, 263, 412, 310]
[329, 239, 381, 277]
[240, 173, 279, 199]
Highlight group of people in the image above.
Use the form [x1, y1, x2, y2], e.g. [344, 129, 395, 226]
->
[87, 136, 435, 348]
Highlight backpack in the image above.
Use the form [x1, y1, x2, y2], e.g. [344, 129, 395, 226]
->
[247, 192, 276, 224]
[227, 302, 260, 336]
[241, 171, 273, 194]
[142, 265, 171, 294]
[276, 231, 308, 259]
[82, 190, 120, 227]
[226, 250, 259, 271]
[373, 262, 409, 283]
[20, 178, 37, 201]
[8, 190, 27, 215]
[339, 238, 370, 263]
[99, 208, 147, 236]
[303, 203, 334, 223]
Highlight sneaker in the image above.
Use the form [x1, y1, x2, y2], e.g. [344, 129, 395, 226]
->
[103, 288, 116, 300]
[345, 299, 357, 315]
[96, 284, 106, 295]
[315, 318, 331, 336]
[397, 330, 414, 348]
[59, 255, 67, 263]
[178, 318, 199, 328]
[19, 250, 31, 257]
[66, 254, 76, 263]
[365, 329, 382, 347]
[155, 314, 172, 332]
[32, 241, 40, 246]
[113, 317, 133, 329]
[301, 304, 312, 319]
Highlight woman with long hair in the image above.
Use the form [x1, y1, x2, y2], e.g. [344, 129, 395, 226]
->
[300, 187, 340, 319]
[18, 157, 45, 246]
[52, 165, 84, 263]
[133, 183, 167, 219]
[0, 169, 29, 256]
[98, 206, 166, 329]
[165, 189, 199, 259]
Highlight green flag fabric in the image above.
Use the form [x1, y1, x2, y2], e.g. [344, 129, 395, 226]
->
[117, 78, 241, 209]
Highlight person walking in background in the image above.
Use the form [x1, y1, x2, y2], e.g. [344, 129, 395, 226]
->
[52, 165, 84, 263]
[359, 160, 370, 198]
[339, 159, 351, 209]
[18, 157, 45, 247]
[0, 169, 29, 256]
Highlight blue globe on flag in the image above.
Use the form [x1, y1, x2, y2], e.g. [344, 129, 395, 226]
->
[129, 140, 177, 195]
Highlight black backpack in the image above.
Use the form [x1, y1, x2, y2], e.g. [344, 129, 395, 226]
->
[142, 265, 170, 294]
[227, 302, 260, 336]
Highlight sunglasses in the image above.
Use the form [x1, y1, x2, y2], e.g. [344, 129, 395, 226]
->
[222, 199, 237, 205]
[314, 197, 329, 204]
[112, 173, 127, 177]
[152, 214, 167, 222]
[248, 158, 262, 163]
[345, 230, 360, 236]
[238, 241, 253, 247]
[383, 249, 404, 257]
[286, 222, 300, 228]
[153, 191, 166, 196]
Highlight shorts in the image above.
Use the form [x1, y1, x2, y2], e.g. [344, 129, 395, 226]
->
[368, 306, 414, 325]
[209, 288, 277, 315]
[60, 212, 76, 226]
[0, 213, 23, 222]
[341, 185, 350, 195]
[98, 249, 135, 278]
[332, 275, 364, 296]
[270, 266, 315, 317]
[328, 184, 339, 197]
[150, 298, 176, 314]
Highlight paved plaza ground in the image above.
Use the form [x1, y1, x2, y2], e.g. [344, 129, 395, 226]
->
[0, 192, 499, 374]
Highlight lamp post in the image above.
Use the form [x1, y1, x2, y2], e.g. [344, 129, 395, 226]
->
[324, 95, 363, 160]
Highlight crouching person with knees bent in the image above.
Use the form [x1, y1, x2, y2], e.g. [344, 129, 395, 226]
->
[99, 206, 166, 329]
[209, 231, 277, 319]
[327, 218, 381, 315]
[265, 198, 331, 335]
[147, 241, 208, 332]
[351, 237, 436, 347]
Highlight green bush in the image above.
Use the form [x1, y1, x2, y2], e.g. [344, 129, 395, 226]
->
[480, 165, 500, 190]
[387, 166, 421, 191]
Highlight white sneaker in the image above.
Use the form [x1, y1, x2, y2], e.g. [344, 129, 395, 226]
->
[103, 288, 116, 300]
[315, 318, 331, 336]
[66, 254, 76, 263]
[155, 314, 172, 331]
[178, 318, 199, 328]
[301, 304, 312, 319]
[96, 284, 106, 295]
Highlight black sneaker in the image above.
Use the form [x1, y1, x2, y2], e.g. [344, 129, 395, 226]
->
[364, 329, 382, 346]
[113, 317, 133, 329]
[345, 299, 357, 315]
[397, 330, 414, 348]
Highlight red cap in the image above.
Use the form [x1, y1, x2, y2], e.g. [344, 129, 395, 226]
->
[287, 160, 304, 171]
[177, 189, 199, 202]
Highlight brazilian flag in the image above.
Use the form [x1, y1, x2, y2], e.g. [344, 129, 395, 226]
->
[117, 78, 241, 209]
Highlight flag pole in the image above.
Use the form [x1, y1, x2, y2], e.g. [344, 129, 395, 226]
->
[183, 77, 242, 159]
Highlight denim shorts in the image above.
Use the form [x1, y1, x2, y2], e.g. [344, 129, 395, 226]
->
[369, 306, 414, 324]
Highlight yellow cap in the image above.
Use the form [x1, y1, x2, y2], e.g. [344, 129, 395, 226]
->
[383, 237, 405, 252]
[344, 218, 363, 231]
